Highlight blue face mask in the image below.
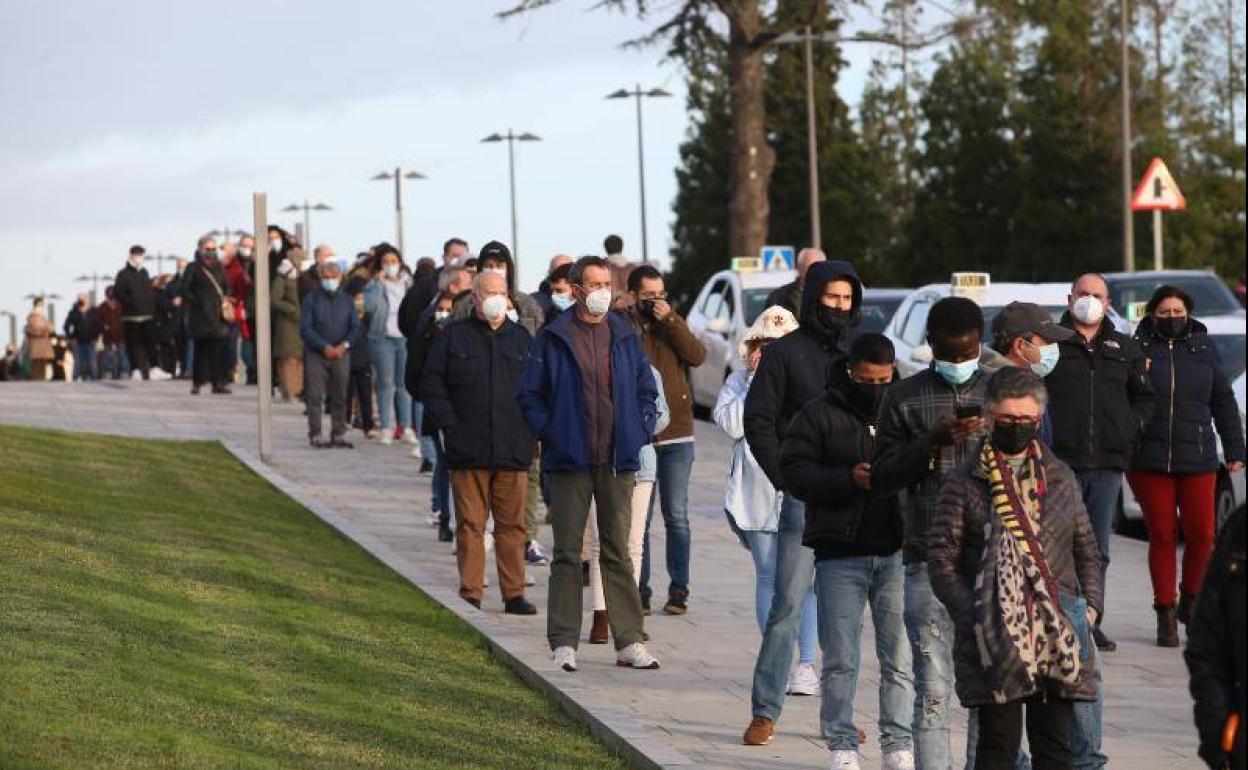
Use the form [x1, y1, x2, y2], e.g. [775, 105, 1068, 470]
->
[1028, 341, 1060, 377]
[551, 293, 575, 311]
[934, 356, 980, 386]
[321, 278, 340, 293]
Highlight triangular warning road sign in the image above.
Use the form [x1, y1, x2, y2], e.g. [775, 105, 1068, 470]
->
[1131, 157, 1187, 212]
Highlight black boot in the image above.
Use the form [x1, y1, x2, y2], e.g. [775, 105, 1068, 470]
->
[1155, 604, 1181, 647]
[1178, 591, 1197, 625]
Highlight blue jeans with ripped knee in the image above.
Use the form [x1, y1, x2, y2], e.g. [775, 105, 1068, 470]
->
[904, 562, 955, 770]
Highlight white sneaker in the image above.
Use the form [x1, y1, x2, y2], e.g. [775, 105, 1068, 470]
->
[525, 570, 536, 587]
[424, 512, 439, 527]
[787, 662, 820, 696]
[402, 427, 419, 445]
[552, 646, 578, 672]
[882, 750, 915, 770]
[615, 642, 660, 669]
[378, 431, 393, 446]
[829, 749, 860, 770]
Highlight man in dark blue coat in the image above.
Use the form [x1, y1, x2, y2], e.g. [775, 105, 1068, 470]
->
[516, 255, 660, 673]
[300, 260, 360, 448]
[422, 271, 538, 615]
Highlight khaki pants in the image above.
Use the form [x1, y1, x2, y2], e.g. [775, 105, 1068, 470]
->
[547, 466, 643, 651]
[277, 356, 303, 401]
[451, 469, 528, 603]
[587, 479, 652, 611]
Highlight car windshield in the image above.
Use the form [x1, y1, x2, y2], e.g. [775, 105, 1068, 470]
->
[1209, 334, 1247, 381]
[743, 287, 777, 325]
[848, 297, 905, 340]
[1109, 275, 1241, 318]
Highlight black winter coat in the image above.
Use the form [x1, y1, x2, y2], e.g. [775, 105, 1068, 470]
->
[928, 444, 1104, 706]
[180, 258, 230, 340]
[1047, 314, 1154, 470]
[781, 368, 903, 558]
[1132, 317, 1245, 475]
[420, 317, 535, 471]
[744, 260, 862, 489]
[764, 279, 802, 316]
[1185, 508, 1246, 770]
[114, 264, 155, 318]
[63, 305, 101, 343]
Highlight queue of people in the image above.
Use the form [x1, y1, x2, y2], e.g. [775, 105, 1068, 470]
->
[6, 233, 1244, 770]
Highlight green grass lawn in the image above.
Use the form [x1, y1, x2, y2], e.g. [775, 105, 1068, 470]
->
[0, 425, 629, 770]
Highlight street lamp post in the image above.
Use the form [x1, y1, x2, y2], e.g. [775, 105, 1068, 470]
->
[24, 293, 63, 329]
[0, 311, 16, 349]
[481, 130, 541, 264]
[371, 167, 427, 256]
[606, 85, 671, 264]
[281, 201, 332, 248]
[1120, 0, 1135, 272]
[75, 272, 111, 305]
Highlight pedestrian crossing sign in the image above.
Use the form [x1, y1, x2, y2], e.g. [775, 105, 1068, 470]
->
[760, 245, 795, 272]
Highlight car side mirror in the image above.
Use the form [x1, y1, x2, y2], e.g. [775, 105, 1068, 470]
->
[706, 317, 731, 335]
[910, 344, 933, 365]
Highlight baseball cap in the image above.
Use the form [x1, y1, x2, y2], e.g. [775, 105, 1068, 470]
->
[992, 301, 1075, 344]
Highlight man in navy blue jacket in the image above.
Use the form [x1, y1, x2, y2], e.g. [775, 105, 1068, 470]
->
[517, 255, 660, 673]
[300, 260, 360, 448]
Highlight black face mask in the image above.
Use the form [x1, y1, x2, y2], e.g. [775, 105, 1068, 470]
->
[991, 421, 1038, 455]
[638, 299, 657, 321]
[848, 378, 889, 416]
[1155, 316, 1188, 339]
[815, 305, 852, 334]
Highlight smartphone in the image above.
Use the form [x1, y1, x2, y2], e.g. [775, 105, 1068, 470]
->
[954, 404, 981, 420]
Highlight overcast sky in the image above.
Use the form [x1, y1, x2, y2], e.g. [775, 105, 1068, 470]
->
[0, 0, 886, 335]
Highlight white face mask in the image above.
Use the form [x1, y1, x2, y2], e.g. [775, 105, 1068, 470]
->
[485, 266, 508, 279]
[481, 294, 508, 322]
[434, 309, 451, 322]
[551, 292, 575, 311]
[277, 259, 295, 277]
[584, 287, 612, 316]
[128, 256, 144, 269]
[383, 264, 400, 279]
[270, 239, 282, 252]
[238, 246, 253, 258]
[506, 308, 519, 323]
[1071, 295, 1105, 325]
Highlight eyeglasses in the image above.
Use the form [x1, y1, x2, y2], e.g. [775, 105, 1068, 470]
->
[638, 292, 668, 301]
[992, 414, 1040, 426]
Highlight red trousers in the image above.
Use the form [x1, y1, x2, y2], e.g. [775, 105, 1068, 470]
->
[1126, 470, 1216, 606]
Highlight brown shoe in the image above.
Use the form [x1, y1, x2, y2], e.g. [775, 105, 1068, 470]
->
[589, 610, 609, 644]
[1156, 604, 1180, 647]
[742, 716, 774, 746]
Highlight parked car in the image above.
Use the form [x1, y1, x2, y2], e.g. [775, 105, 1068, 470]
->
[1116, 313, 1247, 536]
[1103, 269, 1244, 324]
[686, 266, 909, 409]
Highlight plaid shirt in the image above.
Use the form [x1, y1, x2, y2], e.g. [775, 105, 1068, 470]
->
[873, 357, 1003, 563]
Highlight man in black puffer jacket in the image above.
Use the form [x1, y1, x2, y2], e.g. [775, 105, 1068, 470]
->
[114, 245, 156, 380]
[740, 258, 862, 746]
[781, 333, 914, 766]
[420, 270, 537, 616]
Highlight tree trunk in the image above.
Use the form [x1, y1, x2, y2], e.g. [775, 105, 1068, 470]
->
[725, 3, 775, 258]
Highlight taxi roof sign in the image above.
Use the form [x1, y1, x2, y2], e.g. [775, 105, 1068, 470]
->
[950, 272, 991, 300]
[732, 256, 761, 273]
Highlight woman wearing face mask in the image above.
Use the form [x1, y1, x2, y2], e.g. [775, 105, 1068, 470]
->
[405, 290, 458, 540]
[179, 236, 232, 394]
[928, 366, 1103, 770]
[270, 255, 304, 403]
[1127, 285, 1246, 647]
[362, 245, 416, 446]
[714, 307, 823, 693]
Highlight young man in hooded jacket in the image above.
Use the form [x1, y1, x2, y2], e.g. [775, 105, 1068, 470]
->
[741, 259, 863, 746]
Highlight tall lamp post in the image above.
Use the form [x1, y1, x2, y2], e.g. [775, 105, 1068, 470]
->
[606, 85, 671, 265]
[480, 130, 541, 264]
[1120, 0, 1135, 272]
[0, 311, 16, 349]
[75, 272, 112, 305]
[24, 292, 63, 328]
[371, 167, 427, 257]
[281, 201, 332, 248]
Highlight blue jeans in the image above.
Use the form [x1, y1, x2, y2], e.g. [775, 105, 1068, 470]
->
[72, 341, 97, 380]
[750, 495, 816, 720]
[412, 401, 438, 460]
[905, 562, 956, 770]
[738, 528, 817, 665]
[183, 338, 195, 378]
[100, 343, 124, 379]
[816, 553, 914, 752]
[370, 336, 411, 430]
[431, 431, 450, 516]
[226, 324, 240, 377]
[640, 442, 694, 599]
[1074, 469, 1122, 587]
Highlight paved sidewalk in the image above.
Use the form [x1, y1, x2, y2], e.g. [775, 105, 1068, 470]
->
[0, 380, 1205, 769]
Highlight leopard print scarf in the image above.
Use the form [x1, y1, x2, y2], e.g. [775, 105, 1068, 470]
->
[976, 440, 1081, 692]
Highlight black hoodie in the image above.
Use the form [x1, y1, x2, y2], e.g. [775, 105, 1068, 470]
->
[743, 260, 863, 489]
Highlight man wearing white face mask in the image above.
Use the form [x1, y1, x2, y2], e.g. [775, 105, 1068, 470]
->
[421, 271, 538, 615]
[451, 241, 543, 335]
[114, 244, 157, 380]
[1047, 273, 1154, 654]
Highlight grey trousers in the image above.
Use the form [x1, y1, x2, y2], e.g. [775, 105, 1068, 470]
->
[304, 352, 349, 440]
[547, 465, 644, 651]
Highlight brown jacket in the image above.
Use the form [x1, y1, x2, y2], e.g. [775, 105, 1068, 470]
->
[630, 308, 706, 442]
[24, 312, 53, 360]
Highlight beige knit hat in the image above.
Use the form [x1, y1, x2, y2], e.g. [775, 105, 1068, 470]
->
[738, 305, 799, 358]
